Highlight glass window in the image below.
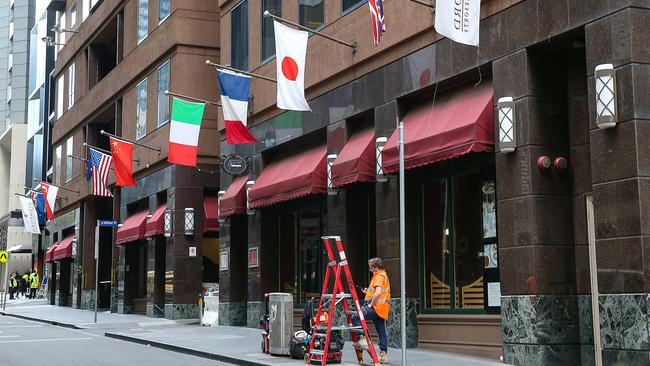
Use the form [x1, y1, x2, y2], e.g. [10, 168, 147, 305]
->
[68, 63, 75, 108]
[157, 60, 170, 127]
[57, 12, 66, 55]
[342, 0, 364, 13]
[137, 0, 148, 44]
[55, 145, 62, 185]
[56, 75, 64, 118]
[231, 1, 248, 70]
[422, 172, 497, 311]
[159, 0, 170, 23]
[299, 0, 324, 30]
[261, 0, 281, 62]
[136, 79, 147, 140]
[70, 2, 77, 27]
[65, 137, 73, 182]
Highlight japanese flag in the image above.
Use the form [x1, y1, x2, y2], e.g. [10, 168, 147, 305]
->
[274, 20, 311, 111]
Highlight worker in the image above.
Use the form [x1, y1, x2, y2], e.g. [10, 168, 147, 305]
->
[9, 272, 17, 300]
[21, 272, 29, 298]
[352, 257, 390, 364]
[29, 269, 39, 300]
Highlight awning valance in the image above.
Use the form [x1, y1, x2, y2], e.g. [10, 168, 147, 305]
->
[331, 127, 375, 187]
[45, 242, 58, 263]
[249, 145, 327, 208]
[204, 196, 219, 232]
[116, 210, 149, 245]
[218, 176, 248, 218]
[53, 236, 74, 261]
[145, 203, 168, 237]
[383, 82, 494, 174]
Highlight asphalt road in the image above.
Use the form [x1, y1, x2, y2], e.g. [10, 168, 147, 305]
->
[0, 317, 234, 366]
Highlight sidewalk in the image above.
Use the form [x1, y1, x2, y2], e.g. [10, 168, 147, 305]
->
[0, 302, 503, 366]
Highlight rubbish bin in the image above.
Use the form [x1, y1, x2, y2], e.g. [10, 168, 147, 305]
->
[268, 292, 293, 356]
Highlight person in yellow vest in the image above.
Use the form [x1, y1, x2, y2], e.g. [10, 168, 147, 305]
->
[9, 272, 17, 300]
[352, 257, 390, 364]
[21, 273, 29, 298]
[29, 270, 39, 300]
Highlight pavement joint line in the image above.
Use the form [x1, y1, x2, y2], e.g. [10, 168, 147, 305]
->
[104, 332, 268, 366]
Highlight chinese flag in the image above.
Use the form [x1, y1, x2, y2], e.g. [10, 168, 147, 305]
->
[109, 136, 136, 186]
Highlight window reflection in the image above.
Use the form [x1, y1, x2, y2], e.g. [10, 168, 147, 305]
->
[136, 79, 147, 140]
[299, 0, 324, 30]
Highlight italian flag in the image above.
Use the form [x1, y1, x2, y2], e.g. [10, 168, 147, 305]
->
[168, 97, 206, 167]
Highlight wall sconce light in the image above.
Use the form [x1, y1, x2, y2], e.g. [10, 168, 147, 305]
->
[497, 97, 516, 153]
[327, 154, 337, 196]
[184, 208, 195, 235]
[376, 137, 388, 182]
[71, 237, 78, 258]
[164, 209, 172, 237]
[41, 36, 64, 47]
[246, 180, 255, 216]
[50, 24, 79, 34]
[595, 64, 618, 129]
[217, 190, 225, 219]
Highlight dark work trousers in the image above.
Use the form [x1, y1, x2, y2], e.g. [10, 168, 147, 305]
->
[351, 302, 388, 352]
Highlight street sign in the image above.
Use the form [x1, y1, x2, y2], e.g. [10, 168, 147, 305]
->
[0, 251, 7, 263]
[98, 220, 119, 227]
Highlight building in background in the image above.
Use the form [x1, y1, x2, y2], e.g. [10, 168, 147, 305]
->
[0, 0, 35, 262]
[48, 0, 221, 319]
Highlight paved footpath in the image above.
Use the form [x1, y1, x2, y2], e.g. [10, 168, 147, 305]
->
[0, 300, 505, 366]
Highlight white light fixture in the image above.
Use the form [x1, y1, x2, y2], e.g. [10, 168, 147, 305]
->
[217, 190, 225, 219]
[164, 209, 172, 237]
[246, 180, 255, 216]
[376, 137, 388, 182]
[327, 154, 338, 196]
[497, 97, 516, 153]
[184, 208, 194, 235]
[595, 63, 618, 129]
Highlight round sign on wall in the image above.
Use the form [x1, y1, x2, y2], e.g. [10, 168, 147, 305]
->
[222, 155, 248, 176]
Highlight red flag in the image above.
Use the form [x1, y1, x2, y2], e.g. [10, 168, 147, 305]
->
[109, 137, 136, 186]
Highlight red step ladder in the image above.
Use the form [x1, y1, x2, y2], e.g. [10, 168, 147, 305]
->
[306, 236, 380, 366]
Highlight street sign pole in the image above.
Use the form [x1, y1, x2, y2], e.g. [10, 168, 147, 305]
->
[2, 256, 9, 310]
[398, 121, 407, 366]
[94, 221, 99, 323]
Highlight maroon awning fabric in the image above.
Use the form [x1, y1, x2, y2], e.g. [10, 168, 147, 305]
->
[219, 176, 248, 218]
[249, 145, 327, 208]
[204, 196, 219, 232]
[53, 236, 74, 261]
[45, 242, 58, 263]
[145, 203, 167, 237]
[116, 210, 149, 245]
[383, 82, 494, 174]
[331, 127, 375, 188]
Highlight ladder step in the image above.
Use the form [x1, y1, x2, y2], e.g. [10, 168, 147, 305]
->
[321, 293, 352, 299]
[317, 325, 363, 332]
[309, 350, 325, 355]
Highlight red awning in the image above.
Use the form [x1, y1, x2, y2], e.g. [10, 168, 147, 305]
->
[204, 196, 219, 232]
[383, 82, 494, 174]
[116, 210, 149, 245]
[331, 127, 376, 187]
[45, 242, 58, 263]
[219, 176, 248, 218]
[53, 236, 74, 261]
[249, 145, 327, 208]
[145, 203, 168, 237]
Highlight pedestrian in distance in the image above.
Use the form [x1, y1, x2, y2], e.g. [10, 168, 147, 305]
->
[9, 272, 17, 300]
[352, 257, 391, 364]
[20, 272, 29, 298]
[29, 270, 39, 300]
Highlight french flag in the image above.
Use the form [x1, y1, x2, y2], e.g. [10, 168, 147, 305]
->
[218, 69, 258, 144]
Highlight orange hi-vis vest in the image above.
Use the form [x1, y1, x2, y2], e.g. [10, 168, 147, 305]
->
[365, 270, 390, 320]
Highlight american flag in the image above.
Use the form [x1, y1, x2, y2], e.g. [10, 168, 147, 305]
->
[88, 148, 113, 197]
[368, 0, 386, 46]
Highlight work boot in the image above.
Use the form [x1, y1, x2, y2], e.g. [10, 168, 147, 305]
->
[379, 350, 389, 364]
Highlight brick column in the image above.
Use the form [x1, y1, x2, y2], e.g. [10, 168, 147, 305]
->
[494, 48, 585, 364]
[586, 7, 650, 363]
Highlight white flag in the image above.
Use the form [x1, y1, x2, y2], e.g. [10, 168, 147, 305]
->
[18, 196, 41, 234]
[274, 20, 311, 111]
[435, 0, 480, 46]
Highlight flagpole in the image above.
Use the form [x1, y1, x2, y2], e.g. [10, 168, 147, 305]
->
[409, 0, 435, 10]
[165, 90, 221, 107]
[13, 192, 31, 198]
[99, 130, 162, 153]
[263, 11, 358, 53]
[32, 178, 79, 194]
[69, 154, 114, 170]
[205, 60, 277, 83]
[84, 143, 141, 164]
